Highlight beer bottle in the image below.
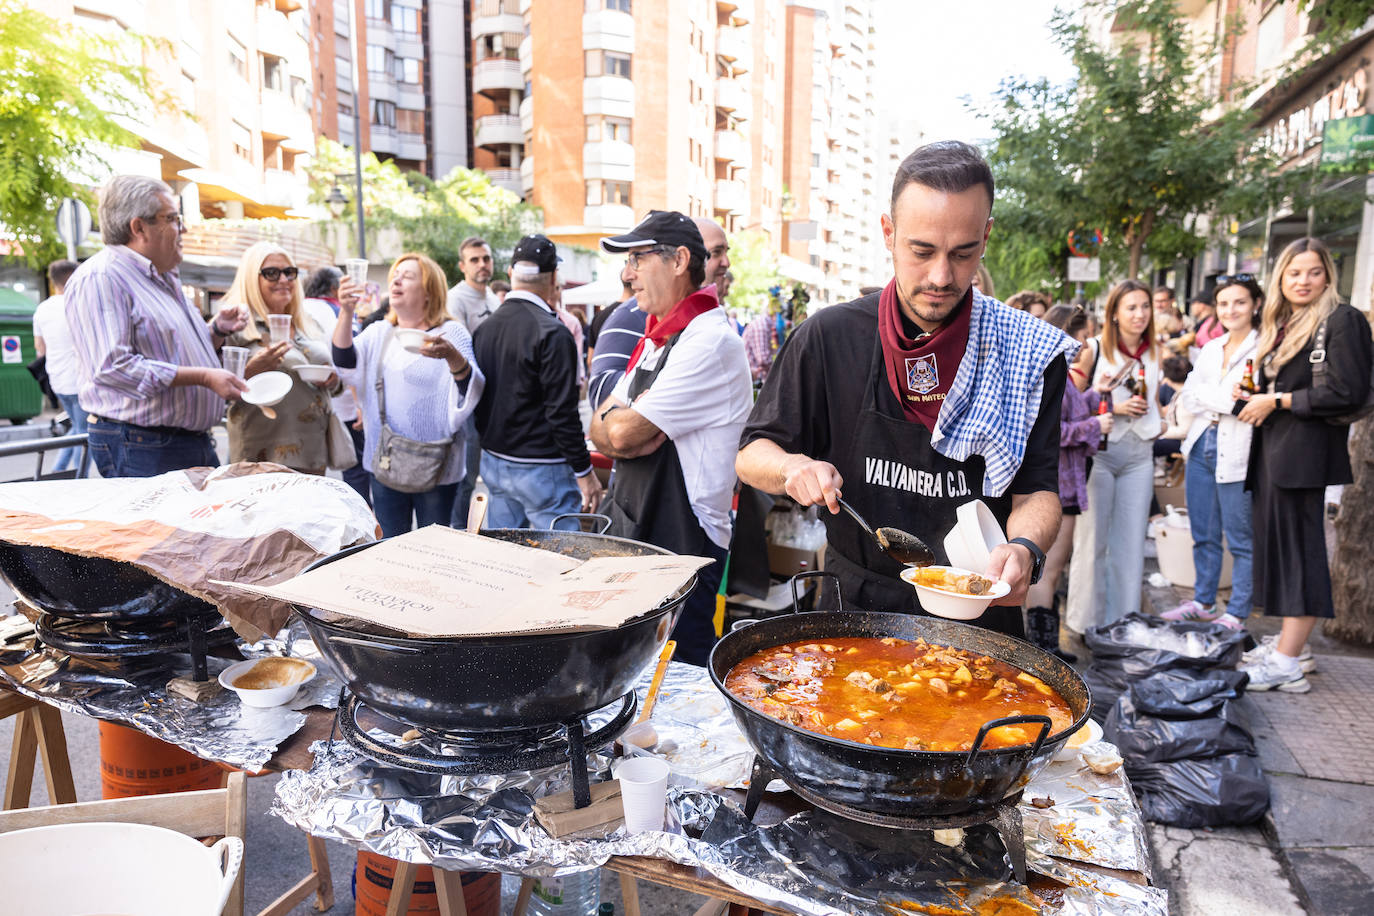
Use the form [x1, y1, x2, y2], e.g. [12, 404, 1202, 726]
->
[1098, 398, 1111, 452]
[1135, 362, 1148, 404]
[1240, 357, 1257, 397]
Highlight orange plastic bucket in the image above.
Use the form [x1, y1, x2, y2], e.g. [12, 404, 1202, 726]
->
[97, 721, 222, 799]
[354, 851, 500, 916]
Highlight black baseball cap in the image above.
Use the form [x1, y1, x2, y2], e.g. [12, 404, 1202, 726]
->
[510, 234, 561, 275]
[601, 210, 708, 262]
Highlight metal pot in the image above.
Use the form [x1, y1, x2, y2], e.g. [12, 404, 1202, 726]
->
[293, 530, 693, 732]
[0, 542, 216, 621]
[708, 610, 1091, 817]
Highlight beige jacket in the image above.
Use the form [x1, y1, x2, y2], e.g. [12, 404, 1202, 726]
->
[225, 319, 338, 472]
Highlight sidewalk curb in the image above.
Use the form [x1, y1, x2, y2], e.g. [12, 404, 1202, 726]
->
[1258, 810, 1315, 915]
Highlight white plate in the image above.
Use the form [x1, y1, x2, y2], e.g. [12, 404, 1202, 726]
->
[218, 657, 316, 707]
[900, 564, 1012, 620]
[294, 364, 334, 384]
[1055, 717, 1103, 761]
[394, 328, 429, 353]
[242, 370, 292, 407]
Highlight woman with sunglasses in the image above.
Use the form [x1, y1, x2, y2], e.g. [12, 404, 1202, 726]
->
[220, 242, 340, 473]
[1235, 238, 1372, 692]
[1065, 279, 1163, 634]
[1162, 274, 1263, 630]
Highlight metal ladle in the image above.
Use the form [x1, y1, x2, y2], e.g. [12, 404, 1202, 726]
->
[835, 496, 935, 567]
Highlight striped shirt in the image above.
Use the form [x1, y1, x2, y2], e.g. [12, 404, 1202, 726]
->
[63, 245, 224, 431]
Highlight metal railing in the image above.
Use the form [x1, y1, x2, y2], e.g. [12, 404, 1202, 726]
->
[0, 434, 91, 482]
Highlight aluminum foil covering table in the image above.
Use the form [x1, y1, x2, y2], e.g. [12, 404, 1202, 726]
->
[0, 614, 338, 771]
[272, 663, 1167, 915]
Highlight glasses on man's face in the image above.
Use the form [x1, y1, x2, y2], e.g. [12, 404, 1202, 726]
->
[1216, 273, 1255, 286]
[151, 212, 184, 229]
[259, 266, 300, 282]
[626, 246, 673, 270]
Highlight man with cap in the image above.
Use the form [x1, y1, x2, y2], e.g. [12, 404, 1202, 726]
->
[589, 212, 752, 665]
[472, 235, 604, 529]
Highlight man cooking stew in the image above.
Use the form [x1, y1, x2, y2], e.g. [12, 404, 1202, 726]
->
[735, 141, 1075, 639]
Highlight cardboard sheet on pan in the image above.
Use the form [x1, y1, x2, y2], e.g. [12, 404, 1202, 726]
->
[217, 525, 713, 637]
[0, 463, 378, 642]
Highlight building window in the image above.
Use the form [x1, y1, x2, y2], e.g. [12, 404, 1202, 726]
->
[371, 99, 396, 128]
[586, 115, 631, 143]
[586, 0, 630, 9]
[391, 4, 419, 34]
[585, 50, 631, 78]
[291, 75, 310, 111]
[338, 90, 354, 117]
[228, 37, 247, 81]
[586, 180, 631, 207]
[231, 120, 252, 160]
[397, 108, 424, 135]
[367, 44, 395, 75]
[364, 0, 390, 20]
[262, 54, 284, 92]
[812, 153, 821, 167]
[396, 57, 420, 84]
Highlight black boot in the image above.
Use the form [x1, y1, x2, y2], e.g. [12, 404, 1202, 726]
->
[1047, 595, 1077, 663]
[1026, 606, 1056, 651]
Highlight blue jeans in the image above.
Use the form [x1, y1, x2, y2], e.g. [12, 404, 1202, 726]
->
[370, 479, 458, 538]
[1184, 426, 1254, 617]
[479, 452, 581, 531]
[450, 416, 482, 527]
[53, 392, 88, 473]
[340, 420, 371, 506]
[87, 419, 219, 479]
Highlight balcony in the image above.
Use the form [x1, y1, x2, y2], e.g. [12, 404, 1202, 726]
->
[716, 27, 748, 63]
[472, 10, 522, 40]
[714, 178, 747, 214]
[475, 113, 524, 148]
[714, 129, 746, 163]
[261, 167, 305, 209]
[398, 133, 427, 161]
[365, 16, 395, 50]
[370, 125, 397, 153]
[368, 72, 398, 104]
[397, 83, 425, 111]
[261, 89, 311, 146]
[714, 79, 750, 117]
[485, 168, 522, 196]
[519, 94, 533, 135]
[473, 58, 522, 96]
[583, 141, 634, 182]
[520, 155, 534, 193]
[584, 204, 634, 232]
[583, 76, 634, 118]
[256, 5, 305, 61]
[717, 0, 752, 26]
[583, 9, 633, 52]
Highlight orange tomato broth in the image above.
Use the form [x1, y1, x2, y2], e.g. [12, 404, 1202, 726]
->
[724, 636, 1074, 752]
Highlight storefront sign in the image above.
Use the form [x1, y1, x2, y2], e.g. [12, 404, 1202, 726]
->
[1320, 114, 1374, 166]
[1257, 63, 1368, 164]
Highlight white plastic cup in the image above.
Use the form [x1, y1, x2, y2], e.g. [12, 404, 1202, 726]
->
[267, 314, 293, 347]
[615, 757, 669, 833]
[221, 346, 249, 379]
[345, 258, 369, 285]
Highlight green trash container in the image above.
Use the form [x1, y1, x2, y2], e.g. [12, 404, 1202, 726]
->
[0, 288, 44, 424]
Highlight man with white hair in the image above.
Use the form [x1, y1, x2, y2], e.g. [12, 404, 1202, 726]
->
[64, 175, 250, 477]
[472, 235, 604, 528]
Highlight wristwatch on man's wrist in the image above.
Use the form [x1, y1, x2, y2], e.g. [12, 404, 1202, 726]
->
[1008, 537, 1046, 585]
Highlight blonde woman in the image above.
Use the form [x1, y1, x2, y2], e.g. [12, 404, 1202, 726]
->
[221, 242, 339, 473]
[1236, 238, 1372, 692]
[334, 253, 484, 536]
[1066, 279, 1164, 633]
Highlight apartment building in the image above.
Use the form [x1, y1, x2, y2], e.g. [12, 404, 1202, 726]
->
[309, 0, 469, 178]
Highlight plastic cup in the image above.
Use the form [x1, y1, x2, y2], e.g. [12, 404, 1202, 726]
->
[267, 314, 293, 347]
[615, 757, 669, 833]
[221, 346, 249, 379]
[345, 258, 369, 285]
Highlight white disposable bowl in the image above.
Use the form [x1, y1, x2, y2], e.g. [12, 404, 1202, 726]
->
[900, 564, 1011, 620]
[0, 822, 242, 916]
[295, 364, 334, 384]
[1055, 717, 1104, 762]
[242, 370, 293, 407]
[943, 499, 1007, 573]
[394, 328, 429, 353]
[218, 657, 316, 707]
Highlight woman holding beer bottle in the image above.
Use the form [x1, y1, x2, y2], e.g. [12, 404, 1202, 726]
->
[1066, 280, 1163, 633]
[1236, 238, 1372, 693]
[1162, 275, 1263, 629]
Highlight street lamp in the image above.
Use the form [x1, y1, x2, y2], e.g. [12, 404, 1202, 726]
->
[325, 184, 348, 219]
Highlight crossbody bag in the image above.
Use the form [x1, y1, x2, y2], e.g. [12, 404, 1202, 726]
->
[371, 326, 452, 492]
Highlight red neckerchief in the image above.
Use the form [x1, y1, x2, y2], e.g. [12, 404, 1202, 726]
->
[626, 288, 719, 373]
[877, 279, 972, 430]
[1117, 338, 1149, 361]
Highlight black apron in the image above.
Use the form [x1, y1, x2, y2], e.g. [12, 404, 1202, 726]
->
[605, 333, 726, 665]
[822, 332, 1025, 639]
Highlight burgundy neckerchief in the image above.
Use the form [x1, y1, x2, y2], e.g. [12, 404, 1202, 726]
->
[1117, 337, 1149, 361]
[625, 287, 719, 374]
[877, 279, 971, 430]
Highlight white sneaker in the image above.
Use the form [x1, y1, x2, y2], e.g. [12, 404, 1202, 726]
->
[1242, 654, 1311, 693]
[1241, 634, 1316, 672]
[1215, 612, 1245, 631]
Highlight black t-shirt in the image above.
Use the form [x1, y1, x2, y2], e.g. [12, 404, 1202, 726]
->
[741, 293, 1062, 498]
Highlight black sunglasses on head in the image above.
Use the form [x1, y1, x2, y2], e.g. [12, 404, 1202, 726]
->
[1215, 273, 1255, 286]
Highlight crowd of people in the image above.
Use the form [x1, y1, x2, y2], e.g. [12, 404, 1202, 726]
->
[34, 150, 1374, 676]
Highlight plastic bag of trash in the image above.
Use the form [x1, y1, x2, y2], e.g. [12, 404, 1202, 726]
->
[1130, 668, 1249, 717]
[1105, 689, 1255, 764]
[1085, 613, 1247, 681]
[1127, 753, 1270, 827]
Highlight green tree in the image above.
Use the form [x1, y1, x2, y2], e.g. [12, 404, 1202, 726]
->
[981, 0, 1286, 285]
[0, 1, 161, 265]
[722, 229, 782, 317]
[305, 138, 540, 282]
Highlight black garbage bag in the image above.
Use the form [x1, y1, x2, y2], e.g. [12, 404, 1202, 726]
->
[1130, 668, 1249, 717]
[1128, 753, 1270, 827]
[1105, 692, 1255, 764]
[1085, 613, 1247, 682]
[1082, 664, 1127, 724]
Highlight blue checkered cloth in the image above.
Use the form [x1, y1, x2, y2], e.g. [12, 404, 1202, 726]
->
[930, 290, 1079, 496]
